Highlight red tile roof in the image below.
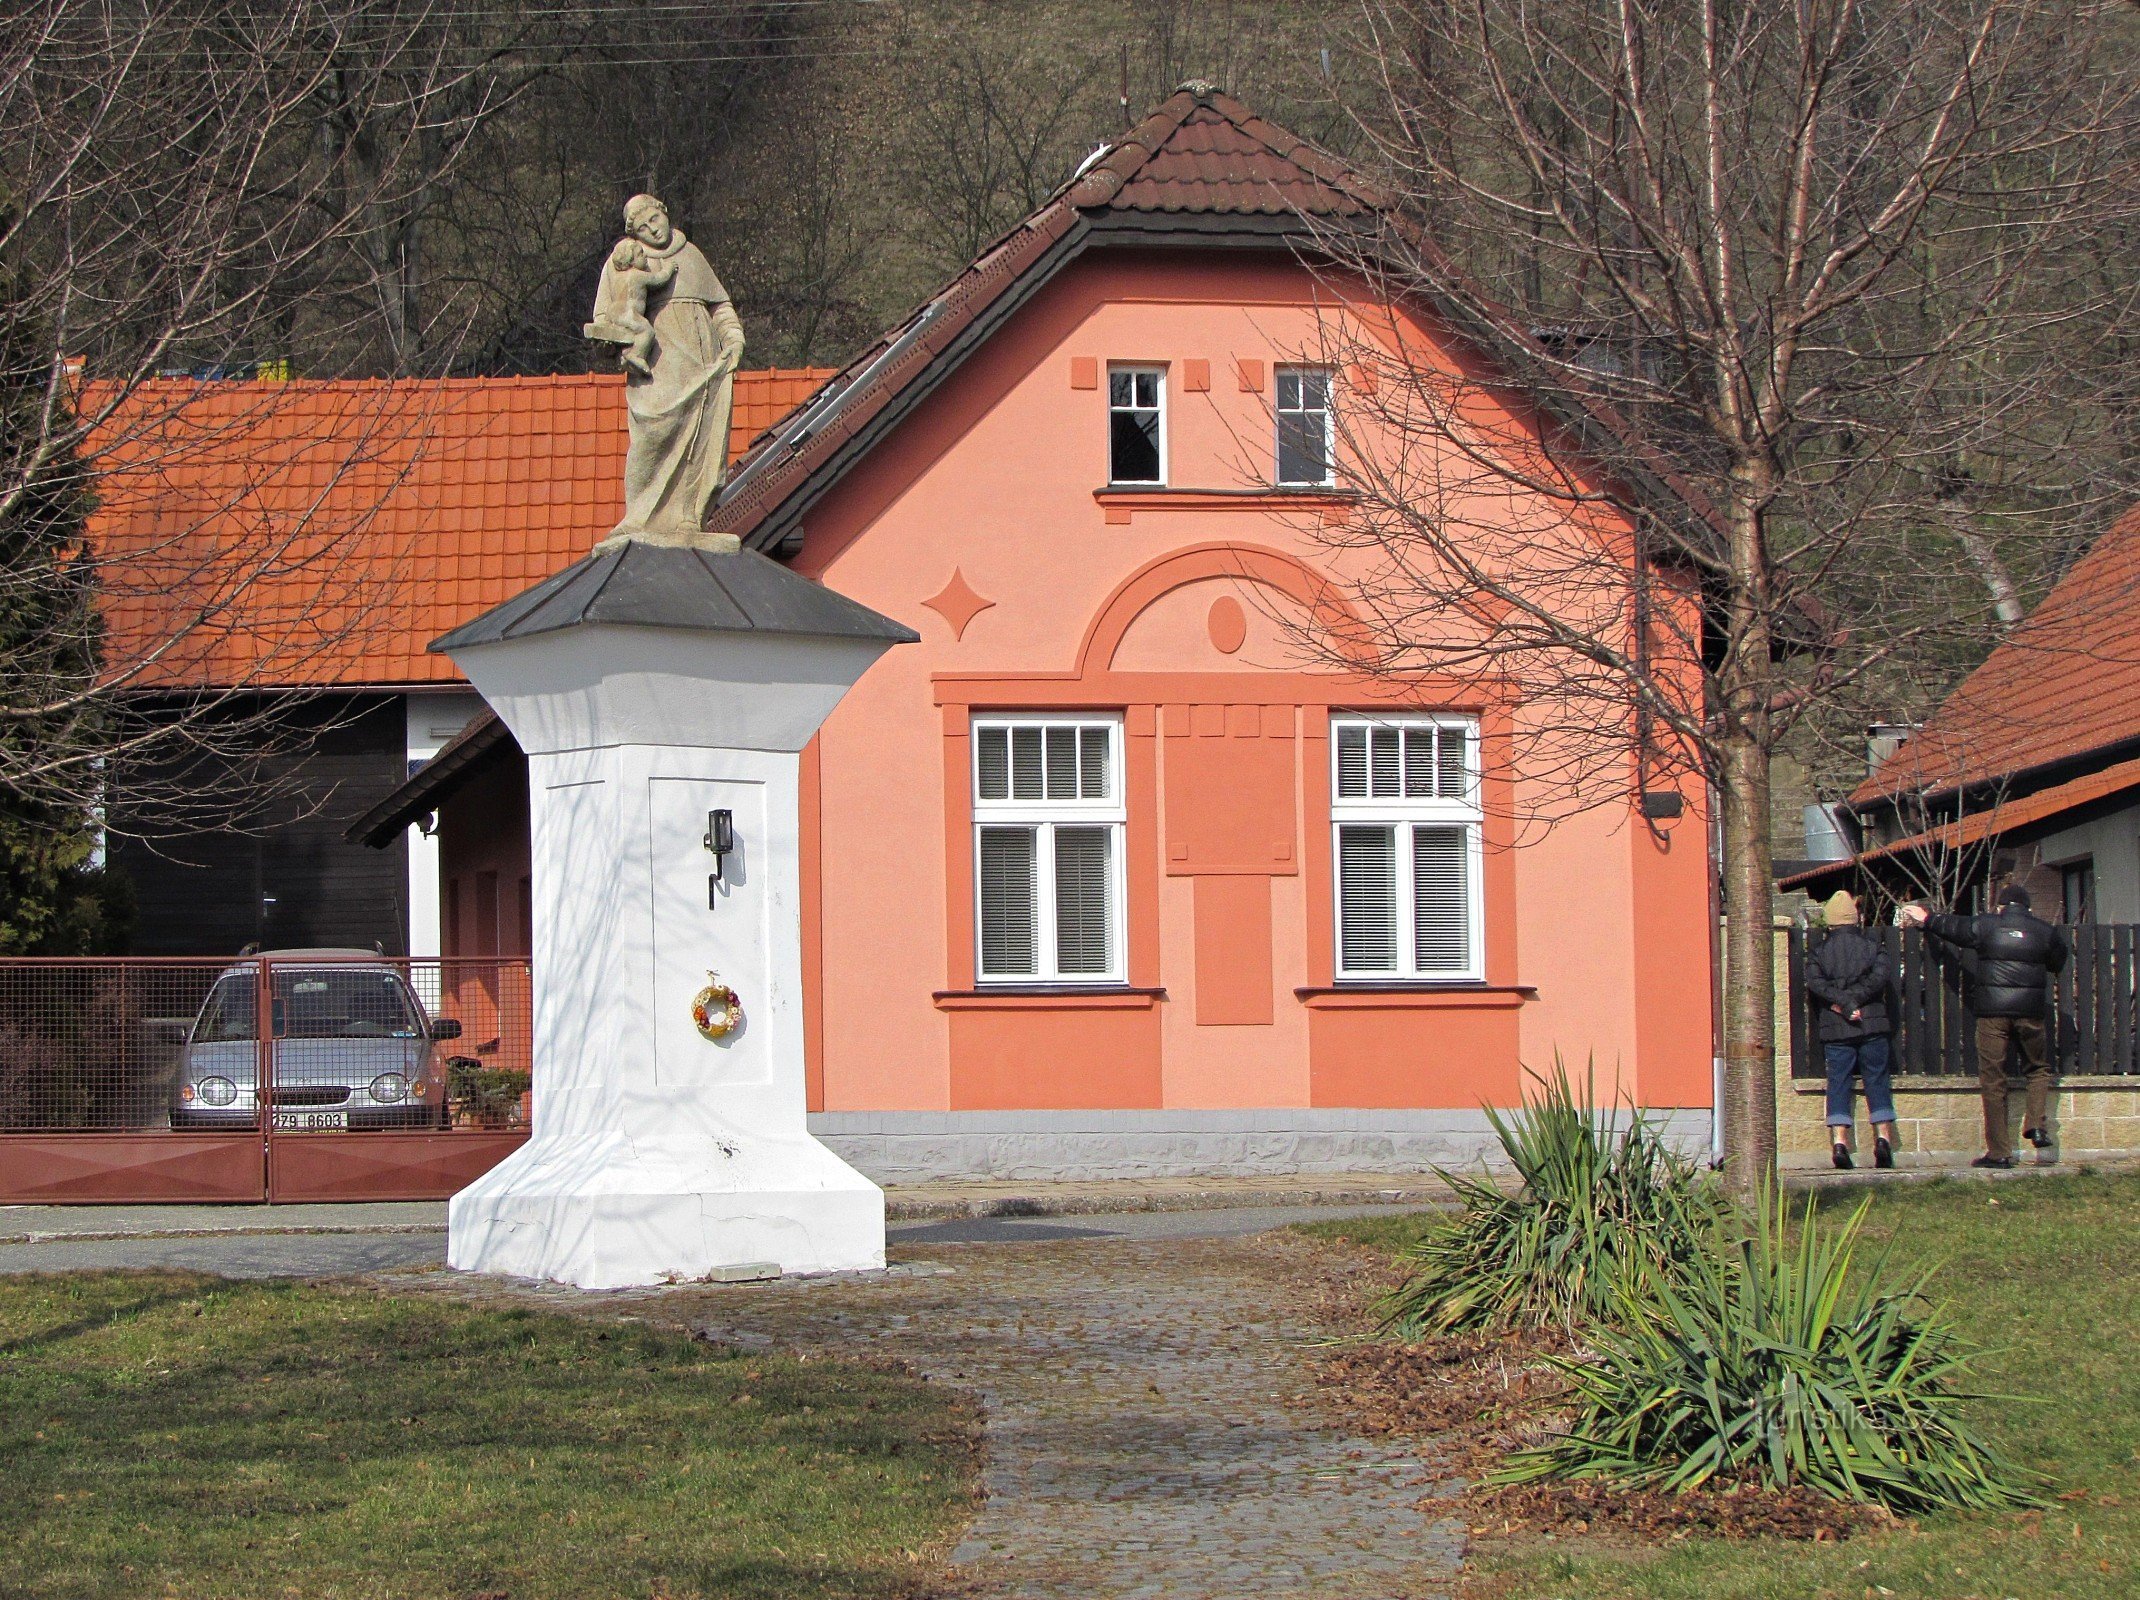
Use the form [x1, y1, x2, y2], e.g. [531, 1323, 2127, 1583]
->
[90, 368, 830, 689]
[1854, 503, 2140, 803]
[1785, 749, 2140, 894]
[1100, 96, 1372, 217]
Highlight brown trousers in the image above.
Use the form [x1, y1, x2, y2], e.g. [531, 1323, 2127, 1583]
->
[1975, 1014, 2054, 1161]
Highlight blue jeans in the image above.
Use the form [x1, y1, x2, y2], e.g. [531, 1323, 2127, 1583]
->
[1824, 1036, 1896, 1130]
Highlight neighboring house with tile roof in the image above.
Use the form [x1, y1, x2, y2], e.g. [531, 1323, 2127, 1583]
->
[344, 85, 1717, 1180]
[1782, 502, 2140, 919]
[89, 369, 830, 956]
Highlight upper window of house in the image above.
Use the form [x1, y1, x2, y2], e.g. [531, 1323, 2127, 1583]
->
[1276, 366, 1334, 486]
[973, 716, 1127, 985]
[1330, 717, 1482, 982]
[1108, 367, 1165, 485]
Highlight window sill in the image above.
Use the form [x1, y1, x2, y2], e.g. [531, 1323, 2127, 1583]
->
[935, 986, 1166, 1011]
[1093, 487, 1357, 525]
[1294, 984, 1534, 1011]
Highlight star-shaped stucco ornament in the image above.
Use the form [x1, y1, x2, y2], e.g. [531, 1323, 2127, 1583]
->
[921, 568, 995, 642]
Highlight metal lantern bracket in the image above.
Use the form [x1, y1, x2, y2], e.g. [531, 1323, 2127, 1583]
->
[704, 808, 735, 906]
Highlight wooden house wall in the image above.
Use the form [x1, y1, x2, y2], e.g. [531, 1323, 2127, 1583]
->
[110, 694, 412, 956]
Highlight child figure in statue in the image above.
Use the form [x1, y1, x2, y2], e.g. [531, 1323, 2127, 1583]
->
[586, 235, 677, 378]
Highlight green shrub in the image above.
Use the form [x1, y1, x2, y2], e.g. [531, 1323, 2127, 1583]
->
[447, 1057, 531, 1127]
[1379, 1061, 1728, 1337]
[1498, 1191, 2041, 1512]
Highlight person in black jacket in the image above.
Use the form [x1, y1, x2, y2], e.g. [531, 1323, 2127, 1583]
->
[1806, 891, 1898, 1169]
[1904, 885, 2070, 1168]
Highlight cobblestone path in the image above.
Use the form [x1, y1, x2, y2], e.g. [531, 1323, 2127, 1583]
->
[660, 1232, 1464, 1599]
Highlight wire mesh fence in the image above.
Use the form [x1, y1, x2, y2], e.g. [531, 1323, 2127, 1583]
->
[0, 956, 533, 1134]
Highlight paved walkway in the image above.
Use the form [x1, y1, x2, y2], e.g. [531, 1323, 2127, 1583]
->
[405, 1231, 1466, 1600]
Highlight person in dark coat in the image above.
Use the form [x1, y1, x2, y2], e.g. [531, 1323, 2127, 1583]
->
[1806, 890, 1898, 1169]
[1904, 885, 2070, 1168]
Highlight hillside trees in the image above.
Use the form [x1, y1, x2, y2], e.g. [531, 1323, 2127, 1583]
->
[0, 234, 119, 952]
[0, 0, 521, 840]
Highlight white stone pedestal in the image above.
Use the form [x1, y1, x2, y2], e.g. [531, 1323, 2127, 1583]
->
[433, 548, 913, 1289]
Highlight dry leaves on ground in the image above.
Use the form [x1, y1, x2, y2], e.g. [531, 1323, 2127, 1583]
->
[1291, 1232, 1888, 1545]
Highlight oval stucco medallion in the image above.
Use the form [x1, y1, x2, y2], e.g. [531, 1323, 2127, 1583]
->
[1206, 595, 1247, 655]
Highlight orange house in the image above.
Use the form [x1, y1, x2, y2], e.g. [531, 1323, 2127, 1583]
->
[357, 87, 1716, 1179]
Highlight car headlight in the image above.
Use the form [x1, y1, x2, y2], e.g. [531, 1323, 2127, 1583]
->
[370, 1072, 410, 1104]
[196, 1076, 238, 1108]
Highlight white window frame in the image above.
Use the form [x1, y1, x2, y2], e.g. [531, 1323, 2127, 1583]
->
[1329, 714, 1485, 983]
[972, 713, 1128, 985]
[1275, 364, 1335, 487]
[1107, 364, 1167, 486]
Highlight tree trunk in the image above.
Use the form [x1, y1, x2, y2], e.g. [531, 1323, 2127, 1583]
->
[1717, 722, 1778, 1202]
[1717, 465, 1780, 1203]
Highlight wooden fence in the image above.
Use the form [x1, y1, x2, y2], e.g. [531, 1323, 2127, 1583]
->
[1787, 925, 2140, 1078]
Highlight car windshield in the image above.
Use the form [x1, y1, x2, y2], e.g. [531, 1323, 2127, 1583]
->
[195, 969, 422, 1041]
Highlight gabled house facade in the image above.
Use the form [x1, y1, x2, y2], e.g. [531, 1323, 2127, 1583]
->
[357, 87, 1717, 1179]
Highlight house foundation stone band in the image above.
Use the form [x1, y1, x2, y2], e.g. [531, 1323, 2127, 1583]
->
[808, 1108, 1716, 1184]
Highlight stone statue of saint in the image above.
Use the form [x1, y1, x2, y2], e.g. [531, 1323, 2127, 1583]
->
[586, 194, 746, 545]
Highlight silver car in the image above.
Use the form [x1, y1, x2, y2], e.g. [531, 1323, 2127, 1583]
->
[170, 951, 460, 1131]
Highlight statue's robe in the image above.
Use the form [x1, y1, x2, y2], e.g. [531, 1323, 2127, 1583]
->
[597, 233, 746, 541]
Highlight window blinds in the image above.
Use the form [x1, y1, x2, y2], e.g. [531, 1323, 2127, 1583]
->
[1335, 722, 1470, 800]
[1411, 825, 1470, 972]
[972, 718, 1124, 983]
[978, 826, 1038, 977]
[977, 724, 1111, 801]
[1337, 824, 1399, 972]
[1052, 826, 1114, 974]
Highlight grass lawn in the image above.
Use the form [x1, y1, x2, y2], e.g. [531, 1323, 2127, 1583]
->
[0, 1271, 978, 1600]
[1309, 1170, 2140, 1600]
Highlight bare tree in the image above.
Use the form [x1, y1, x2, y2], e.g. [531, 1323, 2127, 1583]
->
[0, 0, 519, 838]
[1302, 0, 2136, 1194]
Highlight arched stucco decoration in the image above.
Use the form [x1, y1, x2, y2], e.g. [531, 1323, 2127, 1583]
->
[1073, 542, 1369, 679]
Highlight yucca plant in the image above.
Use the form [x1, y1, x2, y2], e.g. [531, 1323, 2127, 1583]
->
[1379, 1060, 1729, 1337]
[1498, 1191, 2041, 1512]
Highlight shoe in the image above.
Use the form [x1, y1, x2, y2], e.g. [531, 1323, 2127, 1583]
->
[1875, 1138, 1894, 1170]
[1832, 1143, 1854, 1170]
[2025, 1127, 2053, 1149]
[1971, 1154, 2015, 1170]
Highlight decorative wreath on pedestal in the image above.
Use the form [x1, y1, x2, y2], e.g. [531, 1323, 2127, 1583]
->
[691, 972, 744, 1040]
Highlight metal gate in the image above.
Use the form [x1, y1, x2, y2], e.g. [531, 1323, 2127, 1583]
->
[1788, 925, 2140, 1078]
[0, 954, 532, 1204]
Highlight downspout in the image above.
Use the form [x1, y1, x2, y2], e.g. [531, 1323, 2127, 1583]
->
[1637, 520, 1723, 1161]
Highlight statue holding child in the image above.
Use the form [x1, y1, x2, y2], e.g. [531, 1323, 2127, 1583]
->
[586, 193, 747, 545]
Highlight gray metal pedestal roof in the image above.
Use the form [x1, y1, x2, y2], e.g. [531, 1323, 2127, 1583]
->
[430, 541, 917, 654]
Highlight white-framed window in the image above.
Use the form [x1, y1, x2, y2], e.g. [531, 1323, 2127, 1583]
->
[1330, 716, 1483, 982]
[1108, 366, 1165, 484]
[1275, 365, 1334, 486]
[972, 715, 1127, 984]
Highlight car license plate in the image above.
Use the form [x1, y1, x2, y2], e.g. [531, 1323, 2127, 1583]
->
[271, 1110, 347, 1131]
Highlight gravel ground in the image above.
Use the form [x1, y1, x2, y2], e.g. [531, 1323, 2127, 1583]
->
[380, 1230, 1465, 1600]
[3, 1201, 1464, 1596]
